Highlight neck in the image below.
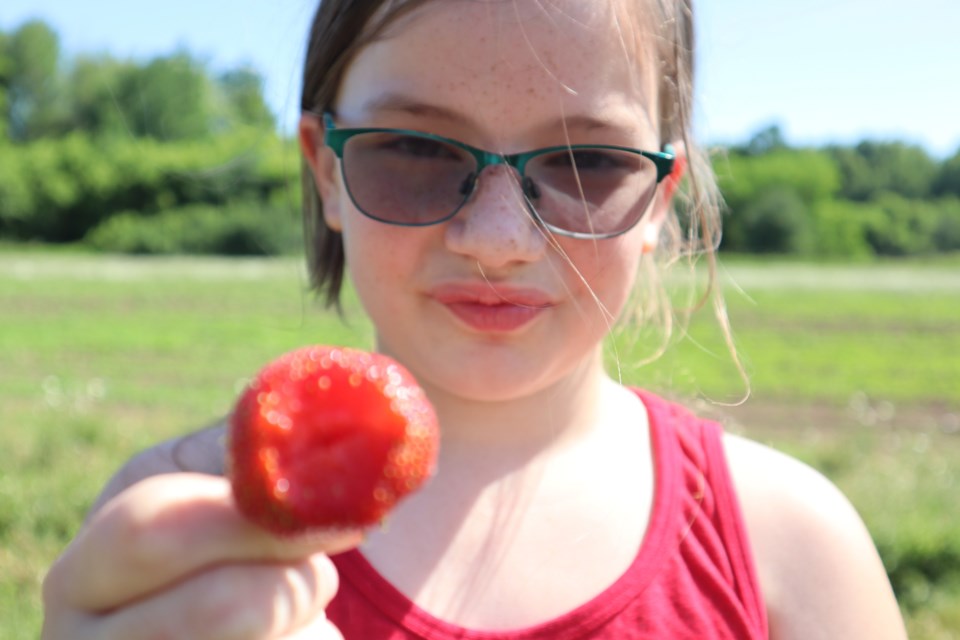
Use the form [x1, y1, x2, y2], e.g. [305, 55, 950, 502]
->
[425, 349, 609, 450]
[358, 348, 653, 611]
[405, 348, 627, 505]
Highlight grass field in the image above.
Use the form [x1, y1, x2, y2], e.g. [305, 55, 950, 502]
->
[1, 251, 958, 638]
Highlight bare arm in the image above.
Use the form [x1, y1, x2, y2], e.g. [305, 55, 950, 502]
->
[724, 434, 907, 640]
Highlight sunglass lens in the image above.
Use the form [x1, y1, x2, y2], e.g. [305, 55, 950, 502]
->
[525, 148, 658, 236]
[341, 132, 475, 225]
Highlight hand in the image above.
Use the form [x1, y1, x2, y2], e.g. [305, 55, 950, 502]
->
[42, 473, 363, 639]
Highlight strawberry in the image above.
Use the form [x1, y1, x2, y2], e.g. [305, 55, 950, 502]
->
[227, 346, 439, 535]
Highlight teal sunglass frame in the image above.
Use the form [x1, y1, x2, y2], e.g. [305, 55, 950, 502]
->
[321, 112, 676, 239]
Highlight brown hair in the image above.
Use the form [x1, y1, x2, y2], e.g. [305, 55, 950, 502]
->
[299, 0, 725, 349]
[300, 0, 433, 307]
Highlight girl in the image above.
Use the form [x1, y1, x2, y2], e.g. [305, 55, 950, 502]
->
[42, 1, 907, 638]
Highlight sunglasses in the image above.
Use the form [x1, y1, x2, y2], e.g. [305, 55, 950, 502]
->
[321, 113, 675, 239]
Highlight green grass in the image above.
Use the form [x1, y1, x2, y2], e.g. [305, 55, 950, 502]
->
[1, 251, 958, 638]
[647, 284, 960, 404]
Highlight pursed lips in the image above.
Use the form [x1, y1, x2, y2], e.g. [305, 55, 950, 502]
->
[428, 282, 556, 332]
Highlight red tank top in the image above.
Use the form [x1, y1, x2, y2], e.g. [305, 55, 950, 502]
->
[327, 390, 768, 639]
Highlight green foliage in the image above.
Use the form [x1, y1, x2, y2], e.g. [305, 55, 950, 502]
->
[125, 52, 215, 140]
[810, 200, 875, 258]
[0, 19, 277, 142]
[715, 134, 959, 258]
[932, 197, 960, 251]
[933, 149, 960, 198]
[862, 194, 942, 256]
[2, 20, 959, 260]
[217, 67, 276, 131]
[5, 20, 63, 141]
[717, 149, 838, 253]
[0, 30, 12, 140]
[830, 141, 939, 201]
[85, 203, 302, 256]
[65, 54, 141, 137]
[726, 186, 814, 254]
[733, 123, 789, 156]
[0, 18, 293, 250]
[718, 148, 841, 210]
[0, 131, 298, 242]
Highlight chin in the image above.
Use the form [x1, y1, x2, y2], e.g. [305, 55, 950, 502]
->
[424, 355, 591, 407]
[441, 381, 540, 404]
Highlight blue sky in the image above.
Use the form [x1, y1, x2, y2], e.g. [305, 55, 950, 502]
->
[2, 0, 958, 157]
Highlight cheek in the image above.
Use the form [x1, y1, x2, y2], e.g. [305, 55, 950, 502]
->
[339, 213, 429, 318]
[340, 220, 401, 296]
[558, 234, 644, 318]
[564, 233, 644, 287]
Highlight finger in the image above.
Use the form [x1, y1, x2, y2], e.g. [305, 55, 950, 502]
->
[94, 552, 339, 640]
[40, 607, 96, 640]
[47, 473, 363, 612]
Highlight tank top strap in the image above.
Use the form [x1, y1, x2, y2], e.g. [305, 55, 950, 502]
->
[634, 389, 768, 638]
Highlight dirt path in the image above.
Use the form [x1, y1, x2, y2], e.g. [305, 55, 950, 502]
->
[694, 397, 960, 438]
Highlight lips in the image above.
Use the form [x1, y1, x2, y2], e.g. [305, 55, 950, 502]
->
[429, 283, 555, 333]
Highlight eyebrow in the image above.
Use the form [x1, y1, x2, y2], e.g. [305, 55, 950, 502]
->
[360, 94, 474, 127]
[359, 92, 629, 136]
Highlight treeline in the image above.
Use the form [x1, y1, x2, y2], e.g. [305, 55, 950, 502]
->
[0, 19, 298, 255]
[1, 19, 958, 257]
[717, 126, 960, 257]
[0, 20, 274, 141]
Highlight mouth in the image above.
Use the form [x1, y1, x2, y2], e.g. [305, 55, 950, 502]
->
[429, 283, 555, 333]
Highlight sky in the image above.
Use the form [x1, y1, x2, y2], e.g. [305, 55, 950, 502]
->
[2, 0, 959, 157]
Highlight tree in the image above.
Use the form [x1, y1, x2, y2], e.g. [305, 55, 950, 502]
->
[0, 30, 12, 140]
[217, 67, 275, 130]
[728, 186, 814, 254]
[118, 51, 215, 140]
[932, 149, 960, 198]
[6, 20, 64, 140]
[829, 141, 939, 201]
[65, 55, 139, 137]
[716, 148, 840, 212]
[740, 124, 788, 156]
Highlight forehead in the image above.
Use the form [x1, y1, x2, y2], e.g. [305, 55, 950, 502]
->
[335, 0, 661, 142]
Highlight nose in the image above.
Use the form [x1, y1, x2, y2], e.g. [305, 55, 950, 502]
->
[444, 165, 548, 269]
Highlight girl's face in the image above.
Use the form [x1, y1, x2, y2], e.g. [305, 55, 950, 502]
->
[304, 1, 672, 404]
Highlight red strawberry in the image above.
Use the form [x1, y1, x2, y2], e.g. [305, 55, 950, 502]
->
[227, 346, 439, 535]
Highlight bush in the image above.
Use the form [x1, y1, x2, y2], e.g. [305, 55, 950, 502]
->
[932, 149, 960, 197]
[811, 200, 875, 259]
[716, 148, 841, 214]
[862, 194, 941, 256]
[85, 203, 301, 256]
[723, 186, 814, 254]
[0, 131, 298, 243]
[830, 141, 939, 201]
[933, 197, 960, 252]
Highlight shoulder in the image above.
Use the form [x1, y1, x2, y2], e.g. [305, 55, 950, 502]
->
[88, 421, 228, 518]
[721, 433, 906, 640]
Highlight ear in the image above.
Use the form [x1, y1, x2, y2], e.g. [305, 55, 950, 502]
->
[642, 141, 688, 252]
[661, 141, 688, 204]
[298, 113, 344, 232]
